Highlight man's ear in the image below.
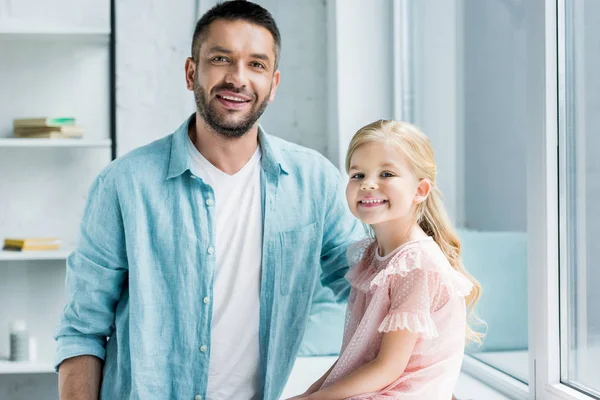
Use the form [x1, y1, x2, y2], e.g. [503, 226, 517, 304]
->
[185, 57, 196, 91]
[268, 70, 281, 102]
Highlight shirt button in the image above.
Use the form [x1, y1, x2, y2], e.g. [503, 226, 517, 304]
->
[195, 396, 202, 400]
[207, 247, 214, 255]
[200, 345, 207, 352]
[203, 296, 210, 304]
[206, 199, 214, 206]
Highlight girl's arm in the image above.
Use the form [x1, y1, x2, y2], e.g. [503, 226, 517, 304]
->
[286, 360, 338, 400]
[304, 329, 418, 400]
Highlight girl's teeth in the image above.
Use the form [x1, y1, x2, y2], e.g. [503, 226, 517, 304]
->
[361, 199, 385, 204]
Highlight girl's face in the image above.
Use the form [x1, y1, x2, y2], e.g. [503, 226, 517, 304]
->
[346, 140, 429, 228]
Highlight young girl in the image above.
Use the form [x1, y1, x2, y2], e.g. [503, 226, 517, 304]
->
[289, 120, 482, 400]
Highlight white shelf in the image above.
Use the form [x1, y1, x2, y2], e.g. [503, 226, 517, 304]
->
[0, 360, 54, 374]
[0, 249, 72, 261]
[0, 27, 110, 43]
[0, 138, 112, 148]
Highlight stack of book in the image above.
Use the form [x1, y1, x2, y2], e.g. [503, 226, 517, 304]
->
[13, 117, 83, 139]
[2, 238, 62, 251]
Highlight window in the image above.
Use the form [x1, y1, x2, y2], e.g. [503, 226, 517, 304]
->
[559, 0, 600, 397]
[406, 0, 530, 384]
[397, 0, 600, 398]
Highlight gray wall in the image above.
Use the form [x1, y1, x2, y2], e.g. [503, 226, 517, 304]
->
[413, 0, 464, 224]
[463, 0, 528, 232]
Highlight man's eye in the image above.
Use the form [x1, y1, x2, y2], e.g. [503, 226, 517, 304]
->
[212, 56, 228, 62]
[251, 62, 265, 69]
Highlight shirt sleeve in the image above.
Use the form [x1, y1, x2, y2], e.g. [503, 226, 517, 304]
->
[53, 170, 128, 371]
[378, 267, 441, 339]
[319, 162, 366, 302]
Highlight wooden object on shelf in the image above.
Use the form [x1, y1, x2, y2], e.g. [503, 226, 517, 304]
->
[14, 125, 84, 139]
[3, 238, 62, 251]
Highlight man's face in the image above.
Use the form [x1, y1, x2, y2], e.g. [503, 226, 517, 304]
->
[186, 19, 280, 138]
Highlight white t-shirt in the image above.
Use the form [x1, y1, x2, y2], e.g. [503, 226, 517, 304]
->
[187, 135, 263, 400]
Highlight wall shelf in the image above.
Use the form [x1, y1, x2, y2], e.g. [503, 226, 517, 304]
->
[0, 138, 112, 148]
[0, 2, 115, 394]
[0, 28, 110, 43]
[0, 248, 72, 261]
[0, 360, 54, 374]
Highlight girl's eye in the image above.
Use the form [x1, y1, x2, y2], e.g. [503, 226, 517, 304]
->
[351, 173, 364, 179]
[381, 171, 395, 178]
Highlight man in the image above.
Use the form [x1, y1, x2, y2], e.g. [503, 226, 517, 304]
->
[54, 1, 363, 399]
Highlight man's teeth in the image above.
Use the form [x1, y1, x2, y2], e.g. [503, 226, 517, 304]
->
[360, 199, 385, 204]
[221, 95, 246, 102]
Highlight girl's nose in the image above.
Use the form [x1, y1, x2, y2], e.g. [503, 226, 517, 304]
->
[360, 180, 378, 191]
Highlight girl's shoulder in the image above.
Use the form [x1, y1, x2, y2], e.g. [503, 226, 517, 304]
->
[370, 237, 445, 285]
[348, 237, 473, 297]
[346, 237, 377, 268]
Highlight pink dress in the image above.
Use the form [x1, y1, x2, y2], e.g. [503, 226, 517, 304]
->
[321, 237, 473, 400]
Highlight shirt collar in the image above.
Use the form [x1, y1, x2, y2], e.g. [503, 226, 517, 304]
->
[166, 114, 289, 180]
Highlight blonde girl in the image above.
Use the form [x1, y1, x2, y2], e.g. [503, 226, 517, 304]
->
[290, 120, 482, 400]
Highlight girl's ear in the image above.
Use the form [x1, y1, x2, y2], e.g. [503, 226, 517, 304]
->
[414, 179, 432, 204]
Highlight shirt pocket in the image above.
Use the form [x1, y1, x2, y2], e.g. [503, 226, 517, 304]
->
[279, 221, 320, 296]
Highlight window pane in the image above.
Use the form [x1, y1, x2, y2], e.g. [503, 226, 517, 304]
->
[560, 1, 600, 396]
[411, 0, 530, 383]
[460, 0, 529, 383]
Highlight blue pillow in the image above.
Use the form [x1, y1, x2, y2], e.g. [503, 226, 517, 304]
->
[457, 228, 528, 352]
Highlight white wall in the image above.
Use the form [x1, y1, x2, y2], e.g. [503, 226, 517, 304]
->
[327, 0, 395, 171]
[115, 0, 196, 156]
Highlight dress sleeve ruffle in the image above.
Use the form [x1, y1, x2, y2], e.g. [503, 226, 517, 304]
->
[378, 310, 439, 339]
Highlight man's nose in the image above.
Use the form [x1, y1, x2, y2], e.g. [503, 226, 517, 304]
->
[225, 62, 248, 88]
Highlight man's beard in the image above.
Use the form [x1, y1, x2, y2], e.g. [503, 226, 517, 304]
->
[194, 80, 270, 139]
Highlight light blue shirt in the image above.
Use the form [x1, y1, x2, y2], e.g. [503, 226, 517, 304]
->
[54, 115, 364, 400]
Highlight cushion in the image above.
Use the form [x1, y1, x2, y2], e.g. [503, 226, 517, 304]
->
[457, 228, 528, 352]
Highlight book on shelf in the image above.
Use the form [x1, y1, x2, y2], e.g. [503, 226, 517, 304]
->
[3, 238, 62, 251]
[14, 127, 83, 139]
[12, 118, 83, 139]
[13, 117, 76, 128]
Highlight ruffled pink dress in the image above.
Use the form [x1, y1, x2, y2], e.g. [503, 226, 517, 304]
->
[321, 237, 473, 399]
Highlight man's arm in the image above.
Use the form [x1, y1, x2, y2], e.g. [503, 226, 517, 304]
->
[319, 164, 365, 300]
[58, 355, 103, 400]
[54, 172, 128, 399]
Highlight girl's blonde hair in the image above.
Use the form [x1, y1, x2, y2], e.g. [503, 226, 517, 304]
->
[346, 119, 484, 344]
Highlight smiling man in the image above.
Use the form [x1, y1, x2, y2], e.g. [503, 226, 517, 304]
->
[54, 1, 363, 400]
